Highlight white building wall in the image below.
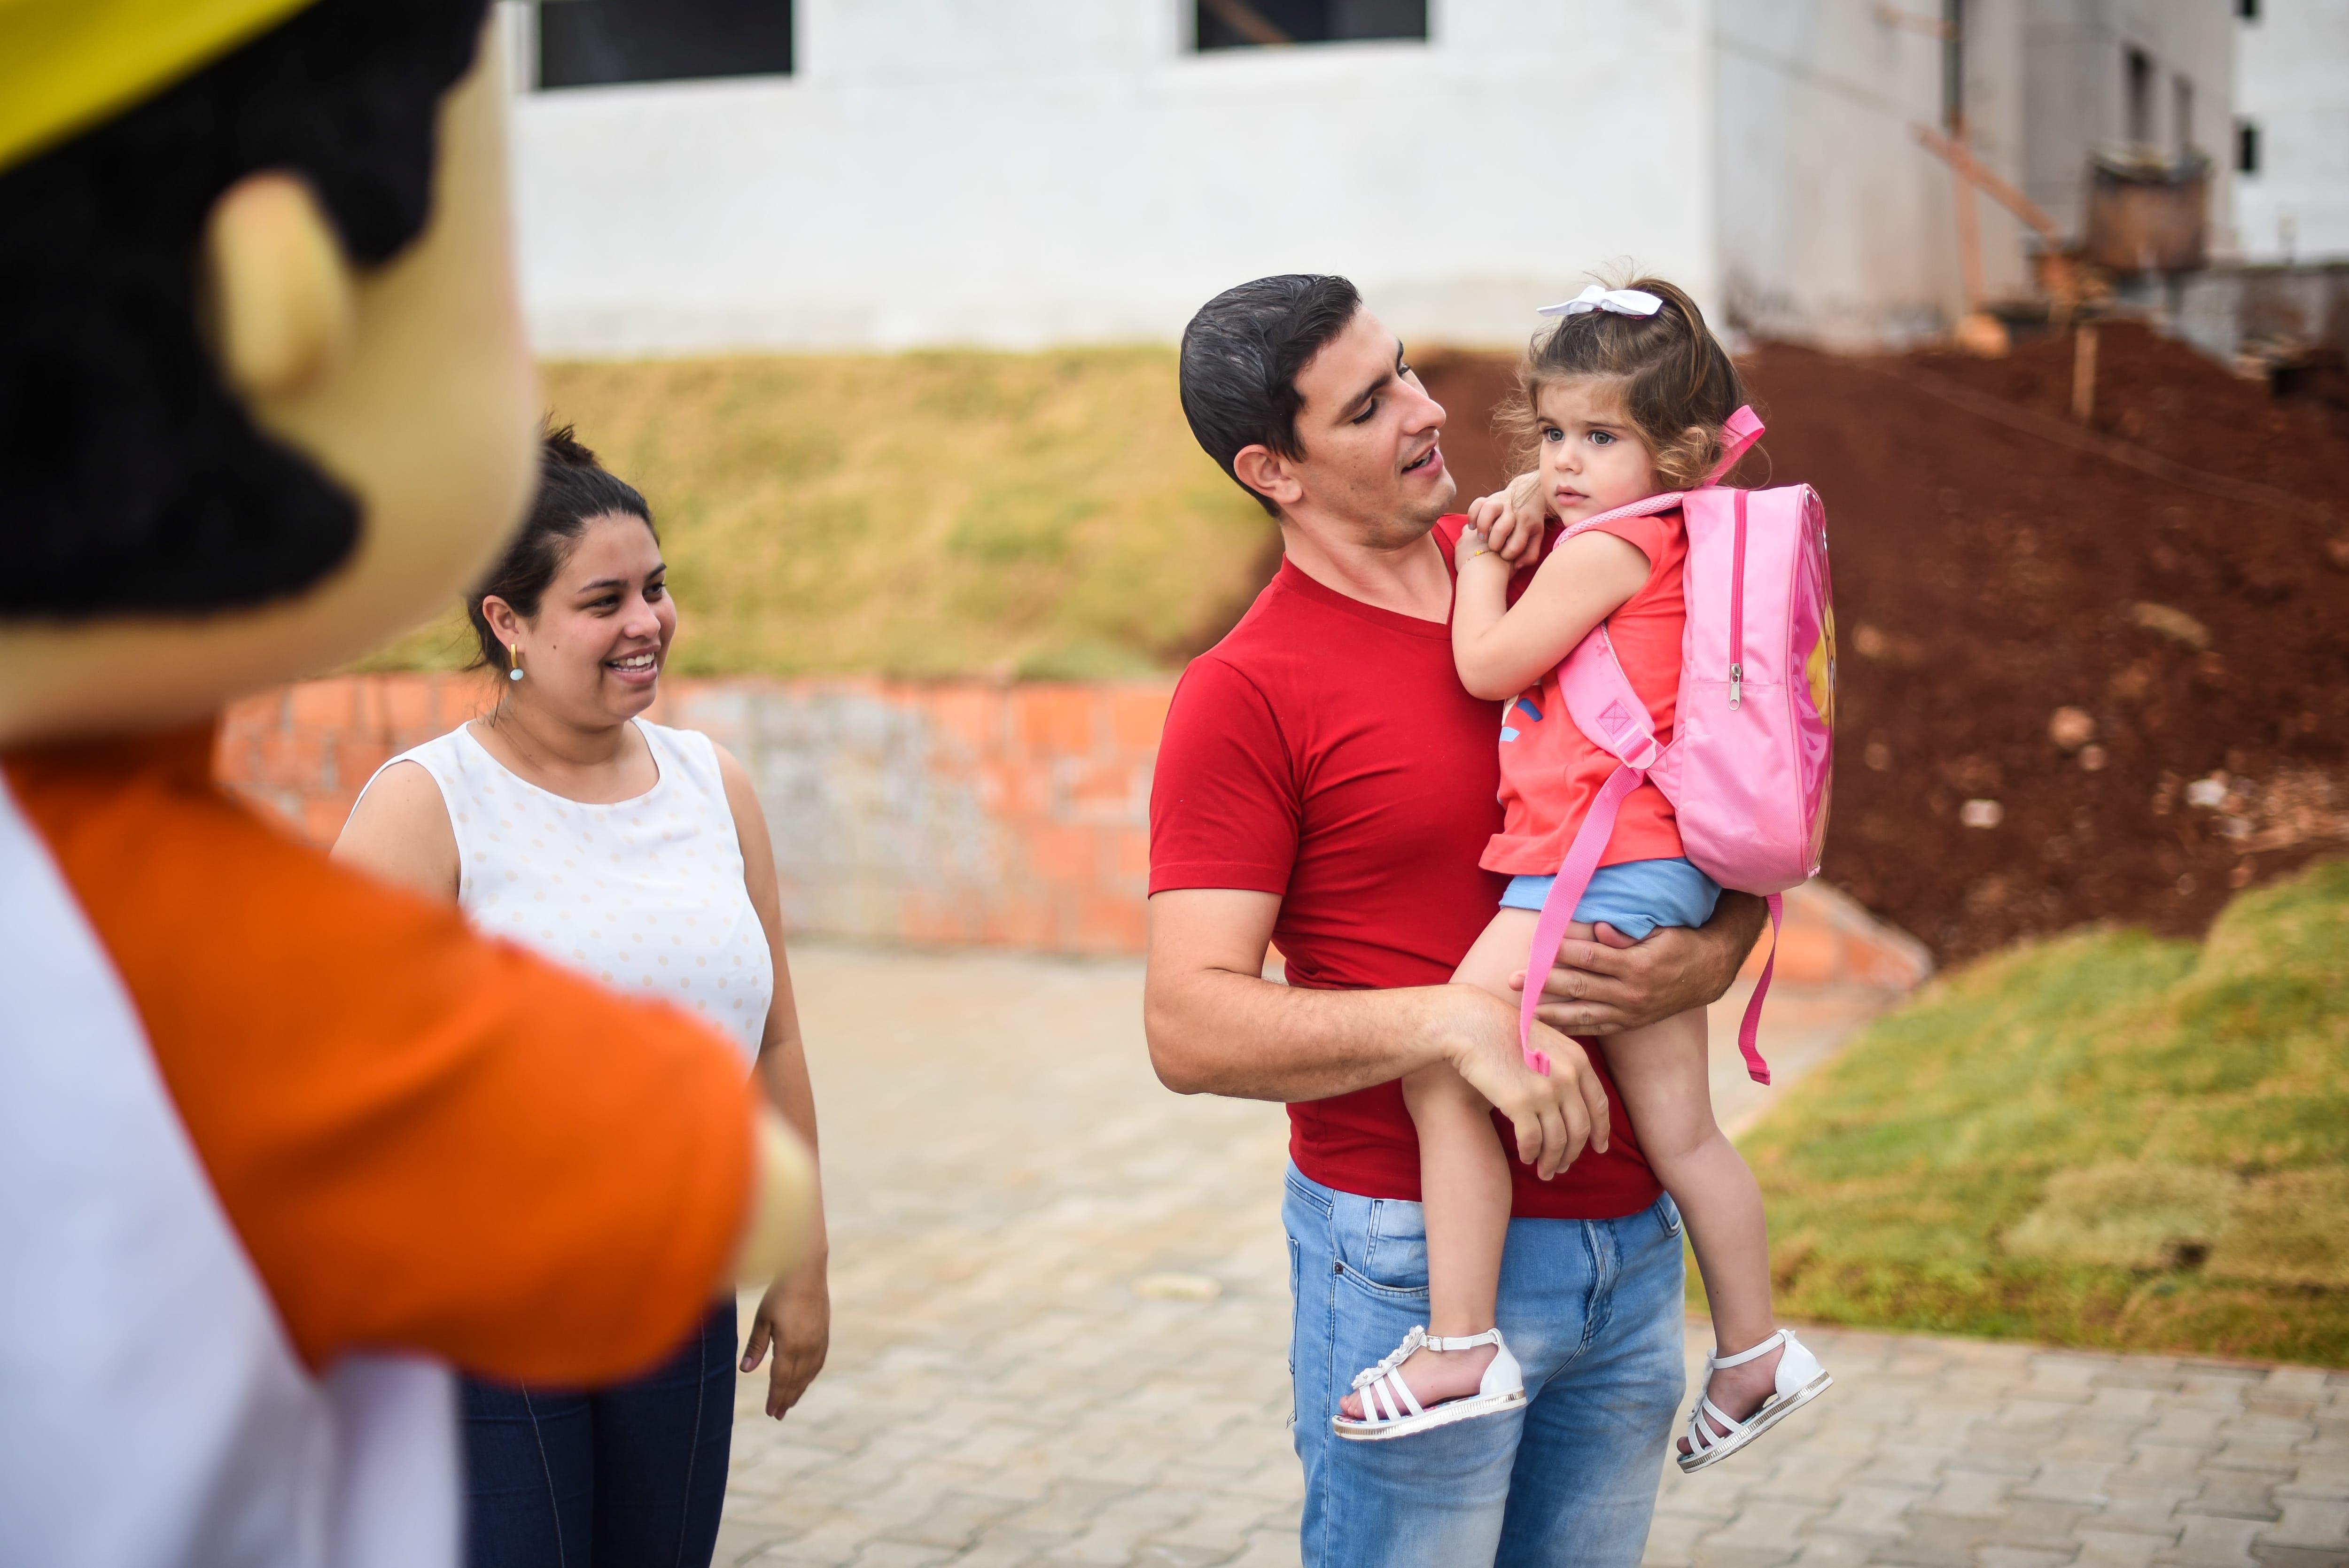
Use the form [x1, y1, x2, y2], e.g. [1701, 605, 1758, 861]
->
[1714, 1, 2031, 349]
[508, 0, 1719, 357]
[2233, 0, 2349, 262]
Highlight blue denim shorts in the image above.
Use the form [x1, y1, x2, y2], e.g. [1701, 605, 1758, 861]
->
[1499, 855, 1721, 940]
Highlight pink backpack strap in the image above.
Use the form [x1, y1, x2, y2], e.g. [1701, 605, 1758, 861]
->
[1733, 895, 1780, 1086]
[1517, 627, 1666, 1075]
[1705, 406, 1766, 485]
[1552, 489, 1681, 548]
[1555, 627, 1661, 773]
[1517, 761, 1646, 1078]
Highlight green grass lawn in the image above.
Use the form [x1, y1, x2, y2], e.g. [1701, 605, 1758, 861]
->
[1711, 857, 2349, 1366]
[359, 349, 1274, 678]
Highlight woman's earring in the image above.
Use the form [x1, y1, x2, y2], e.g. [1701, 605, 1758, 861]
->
[508, 643, 524, 683]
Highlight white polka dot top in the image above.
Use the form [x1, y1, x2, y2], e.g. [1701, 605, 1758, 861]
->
[365, 720, 773, 1066]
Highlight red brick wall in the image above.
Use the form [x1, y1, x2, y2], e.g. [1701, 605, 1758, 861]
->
[215, 672, 1167, 957]
[215, 672, 1926, 986]
[218, 673, 498, 846]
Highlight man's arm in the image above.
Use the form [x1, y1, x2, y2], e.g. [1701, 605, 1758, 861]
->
[1527, 890, 1769, 1036]
[1143, 888, 1609, 1179]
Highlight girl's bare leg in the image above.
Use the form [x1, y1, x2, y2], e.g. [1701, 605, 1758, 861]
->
[1602, 1003, 1783, 1447]
[1335, 909, 1539, 1421]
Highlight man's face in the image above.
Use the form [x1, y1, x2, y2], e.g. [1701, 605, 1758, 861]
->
[1282, 309, 1455, 545]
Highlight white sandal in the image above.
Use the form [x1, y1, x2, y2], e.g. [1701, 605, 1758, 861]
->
[1676, 1327, 1832, 1473]
[1331, 1326, 1526, 1442]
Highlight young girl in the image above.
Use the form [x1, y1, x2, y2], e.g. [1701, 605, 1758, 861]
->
[1334, 277, 1830, 1469]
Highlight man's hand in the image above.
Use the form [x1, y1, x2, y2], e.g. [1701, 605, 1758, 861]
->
[1516, 894, 1768, 1036]
[1434, 985, 1610, 1179]
[740, 1259, 830, 1420]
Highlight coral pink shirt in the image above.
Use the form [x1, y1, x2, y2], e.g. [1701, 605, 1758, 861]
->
[1481, 507, 1691, 876]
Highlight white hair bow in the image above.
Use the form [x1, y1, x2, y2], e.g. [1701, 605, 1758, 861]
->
[1537, 285, 1664, 318]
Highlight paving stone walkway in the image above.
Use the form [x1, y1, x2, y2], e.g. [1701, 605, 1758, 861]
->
[719, 944, 2347, 1568]
[1647, 1332, 2347, 1568]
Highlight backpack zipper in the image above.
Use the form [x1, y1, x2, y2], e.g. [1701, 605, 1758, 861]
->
[1728, 488, 1748, 708]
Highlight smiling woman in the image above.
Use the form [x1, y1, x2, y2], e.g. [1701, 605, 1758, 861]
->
[465, 424, 674, 709]
[329, 427, 835, 1568]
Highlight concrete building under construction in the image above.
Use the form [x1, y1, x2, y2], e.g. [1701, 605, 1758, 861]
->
[492, 0, 2244, 355]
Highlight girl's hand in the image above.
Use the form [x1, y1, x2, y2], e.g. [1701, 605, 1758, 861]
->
[1466, 472, 1549, 567]
[1464, 489, 1511, 539]
[1454, 522, 1502, 572]
[741, 1258, 830, 1419]
[1485, 472, 1549, 565]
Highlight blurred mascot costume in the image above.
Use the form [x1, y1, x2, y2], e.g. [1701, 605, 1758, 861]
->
[0, 2, 814, 1563]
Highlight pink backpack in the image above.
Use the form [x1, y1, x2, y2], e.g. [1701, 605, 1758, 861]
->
[1517, 407, 1836, 1086]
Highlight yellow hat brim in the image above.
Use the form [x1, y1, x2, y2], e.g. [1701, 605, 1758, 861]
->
[0, 0, 323, 173]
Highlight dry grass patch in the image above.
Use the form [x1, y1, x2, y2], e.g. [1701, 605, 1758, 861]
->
[359, 349, 1274, 679]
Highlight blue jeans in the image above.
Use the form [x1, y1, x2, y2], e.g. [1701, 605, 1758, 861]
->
[1283, 1164, 1686, 1567]
[461, 1300, 736, 1568]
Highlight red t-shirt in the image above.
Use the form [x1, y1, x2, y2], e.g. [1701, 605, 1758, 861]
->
[1484, 507, 1690, 875]
[1148, 528, 1663, 1220]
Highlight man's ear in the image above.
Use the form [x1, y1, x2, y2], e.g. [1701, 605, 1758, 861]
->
[198, 171, 357, 399]
[1231, 444, 1302, 511]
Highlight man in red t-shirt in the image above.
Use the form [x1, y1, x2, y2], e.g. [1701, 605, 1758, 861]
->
[1147, 276, 1764, 1568]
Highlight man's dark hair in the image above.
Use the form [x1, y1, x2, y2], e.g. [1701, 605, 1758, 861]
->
[0, 0, 489, 620]
[467, 425, 658, 675]
[1178, 274, 1362, 517]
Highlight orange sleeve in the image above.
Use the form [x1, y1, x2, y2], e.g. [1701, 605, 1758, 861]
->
[4, 727, 754, 1384]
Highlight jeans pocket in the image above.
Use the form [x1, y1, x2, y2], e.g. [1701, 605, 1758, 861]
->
[1654, 1191, 1685, 1239]
[1335, 1259, 1431, 1306]
[1336, 1198, 1431, 1303]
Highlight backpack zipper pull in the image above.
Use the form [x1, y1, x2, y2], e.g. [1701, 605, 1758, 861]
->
[1729, 662, 1743, 708]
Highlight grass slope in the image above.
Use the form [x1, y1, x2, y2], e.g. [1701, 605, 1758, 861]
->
[1721, 858, 2349, 1366]
[360, 349, 1274, 678]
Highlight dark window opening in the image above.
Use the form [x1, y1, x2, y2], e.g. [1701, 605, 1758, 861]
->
[2238, 0, 2259, 20]
[538, 0, 792, 90]
[2238, 118, 2260, 175]
[2124, 47, 2154, 147]
[1941, 0, 1966, 132]
[1194, 0, 1427, 51]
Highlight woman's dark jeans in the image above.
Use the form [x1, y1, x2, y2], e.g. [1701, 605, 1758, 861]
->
[463, 1300, 737, 1568]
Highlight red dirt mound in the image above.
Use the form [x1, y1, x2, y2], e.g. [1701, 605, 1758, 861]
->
[1416, 326, 2349, 965]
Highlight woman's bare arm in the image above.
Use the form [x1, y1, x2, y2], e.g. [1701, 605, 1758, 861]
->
[330, 760, 460, 902]
[716, 744, 831, 1420]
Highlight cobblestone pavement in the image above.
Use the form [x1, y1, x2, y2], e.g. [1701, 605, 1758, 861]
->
[1648, 1333, 2349, 1568]
[720, 944, 2347, 1568]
